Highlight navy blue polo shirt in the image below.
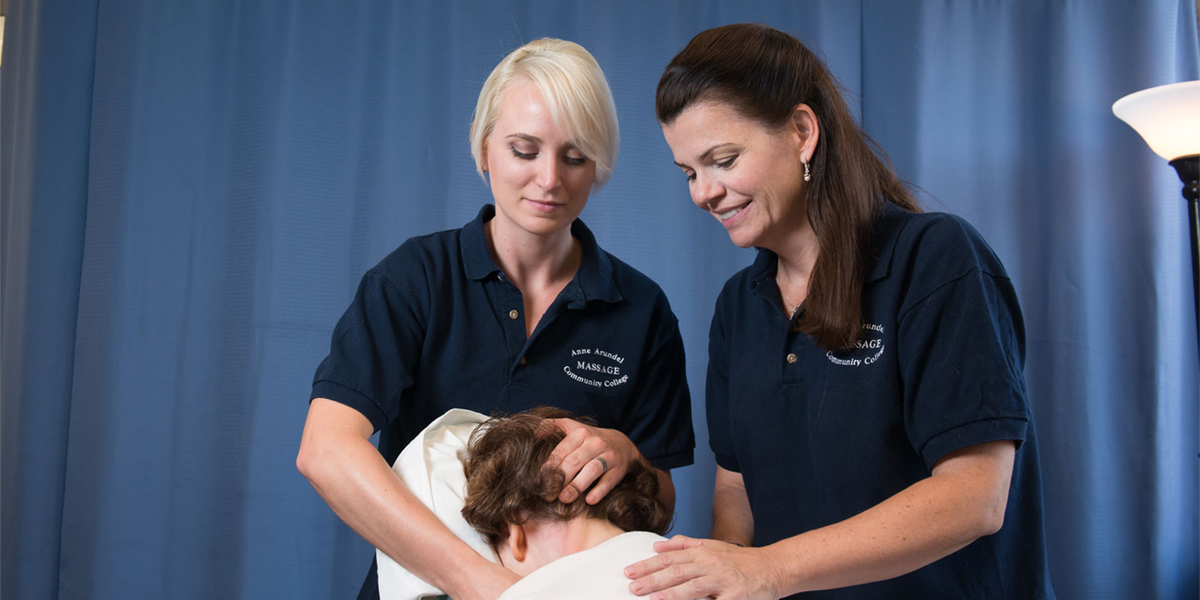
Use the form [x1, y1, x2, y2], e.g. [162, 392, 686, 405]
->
[313, 205, 694, 599]
[313, 204, 694, 467]
[707, 202, 1054, 598]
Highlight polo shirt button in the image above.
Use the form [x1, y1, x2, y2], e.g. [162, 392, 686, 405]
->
[509, 309, 519, 320]
[519, 357, 527, 365]
[786, 353, 797, 364]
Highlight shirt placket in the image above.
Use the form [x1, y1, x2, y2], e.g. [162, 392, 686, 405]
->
[781, 329, 804, 387]
[749, 275, 800, 387]
[483, 274, 532, 380]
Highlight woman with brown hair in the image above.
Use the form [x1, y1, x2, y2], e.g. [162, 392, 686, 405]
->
[625, 24, 1054, 599]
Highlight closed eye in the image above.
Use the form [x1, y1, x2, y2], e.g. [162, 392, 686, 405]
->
[716, 156, 737, 169]
[511, 145, 536, 160]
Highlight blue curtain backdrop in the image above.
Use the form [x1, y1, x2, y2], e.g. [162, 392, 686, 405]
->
[2, 1, 1197, 598]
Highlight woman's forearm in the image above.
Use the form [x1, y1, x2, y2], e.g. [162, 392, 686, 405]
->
[766, 440, 1015, 595]
[710, 467, 754, 547]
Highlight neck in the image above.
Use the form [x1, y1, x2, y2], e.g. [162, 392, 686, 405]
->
[766, 215, 820, 307]
[537, 518, 626, 558]
[566, 518, 627, 554]
[504, 518, 626, 576]
[484, 216, 580, 289]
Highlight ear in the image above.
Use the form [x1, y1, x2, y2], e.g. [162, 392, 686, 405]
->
[480, 141, 490, 173]
[789, 103, 820, 163]
[505, 523, 528, 563]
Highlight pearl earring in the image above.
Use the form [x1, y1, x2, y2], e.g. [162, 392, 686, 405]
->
[803, 159, 811, 182]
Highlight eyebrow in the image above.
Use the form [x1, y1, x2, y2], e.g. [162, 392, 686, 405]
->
[674, 143, 729, 169]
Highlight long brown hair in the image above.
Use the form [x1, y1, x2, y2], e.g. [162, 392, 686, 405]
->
[656, 23, 920, 350]
[461, 408, 670, 547]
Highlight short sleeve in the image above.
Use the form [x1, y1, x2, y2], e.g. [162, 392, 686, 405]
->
[898, 266, 1030, 469]
[705, 288, 740, 473]
[310, 253, 429, 432]
[623, 296, 695, 471]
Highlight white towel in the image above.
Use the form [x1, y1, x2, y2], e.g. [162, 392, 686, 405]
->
[376, 408, 501, 600]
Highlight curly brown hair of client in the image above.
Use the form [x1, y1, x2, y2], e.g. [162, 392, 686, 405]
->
[461, 407, 671, 547]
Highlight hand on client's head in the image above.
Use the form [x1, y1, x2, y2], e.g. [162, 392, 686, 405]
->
[544, 417, 643, 505]
[461, 408, 671, 575]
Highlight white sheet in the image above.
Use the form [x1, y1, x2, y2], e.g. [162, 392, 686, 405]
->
[376, 408, 500, 600]
[496, 531, 668, 600]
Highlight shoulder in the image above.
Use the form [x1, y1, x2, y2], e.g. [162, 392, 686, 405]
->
[368, 226, 463, 289]
[890, 210, 1011, 282]
[881, 209, 1015, 313]
[603, 250, 678, 321]
[598, 531, 668, 558]
[882, 209, 1022, 320]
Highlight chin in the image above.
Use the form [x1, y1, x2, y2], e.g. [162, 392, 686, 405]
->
[520, 216, 574, 237]
[726, 229, 759, 249]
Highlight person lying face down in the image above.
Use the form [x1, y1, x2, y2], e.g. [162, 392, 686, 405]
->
[461, 408, 673, 591]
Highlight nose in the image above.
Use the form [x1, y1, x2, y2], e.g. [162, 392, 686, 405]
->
[536, 156, 562, 192]
[691, 172, 724, 210]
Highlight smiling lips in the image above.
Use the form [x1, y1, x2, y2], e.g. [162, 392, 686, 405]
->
[715, 201, 750, 226]
[525, 198, 564, 213]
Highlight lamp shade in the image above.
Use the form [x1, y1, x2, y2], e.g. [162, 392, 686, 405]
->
[1113, 80, 1200, 161]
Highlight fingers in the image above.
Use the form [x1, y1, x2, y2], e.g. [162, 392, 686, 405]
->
[559, 446, 612, 503]
[546, 418, 638, 504]
[550, 424, 611, 503]
[625, 549, 710, 598]
[583, 459, 624, 504]
[652, 535, 702, 553]
[543, 417, 583, 438]
[627, 539, 768, 600]
[548, 426, 589, 492]
[547, 420, 586, 467]
[625, 539, 696, 579]
[631, 577, 717, 600]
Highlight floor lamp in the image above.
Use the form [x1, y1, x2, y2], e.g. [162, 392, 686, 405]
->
[1114, 80, 1200, 357]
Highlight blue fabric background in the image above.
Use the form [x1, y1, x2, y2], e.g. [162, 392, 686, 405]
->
[2, 1, 1197, 598]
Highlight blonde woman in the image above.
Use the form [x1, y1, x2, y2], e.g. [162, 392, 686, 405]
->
[298, 39, 694, 600]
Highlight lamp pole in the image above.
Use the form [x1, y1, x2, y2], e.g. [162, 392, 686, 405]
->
[1172, 155, 1200, 354]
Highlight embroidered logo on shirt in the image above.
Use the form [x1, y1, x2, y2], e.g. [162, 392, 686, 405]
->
[564, 347, 630, 388]
[825, 323, 886, 367]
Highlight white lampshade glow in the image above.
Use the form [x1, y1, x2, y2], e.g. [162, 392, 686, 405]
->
[1113, 80, 1200, 161]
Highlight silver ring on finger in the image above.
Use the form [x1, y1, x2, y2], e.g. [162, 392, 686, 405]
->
[593, 456, 609, 473]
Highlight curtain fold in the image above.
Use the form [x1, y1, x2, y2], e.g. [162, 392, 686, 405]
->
[2, 1, 1196, 598]
[1, 1, 98, 599]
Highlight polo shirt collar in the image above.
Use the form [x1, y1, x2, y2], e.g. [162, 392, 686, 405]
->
[866, 200, 909, 283]
[745, 199, 911, 289]
[748, 246, 779, 289]
[461, 204, 623, 305]
[570, 216, 623, 305]
[462, 205, 500, 280]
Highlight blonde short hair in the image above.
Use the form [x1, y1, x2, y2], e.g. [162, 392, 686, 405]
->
[469, 38, 620, 190]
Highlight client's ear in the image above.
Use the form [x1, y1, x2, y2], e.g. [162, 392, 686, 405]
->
[506, 523, 528, 563]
